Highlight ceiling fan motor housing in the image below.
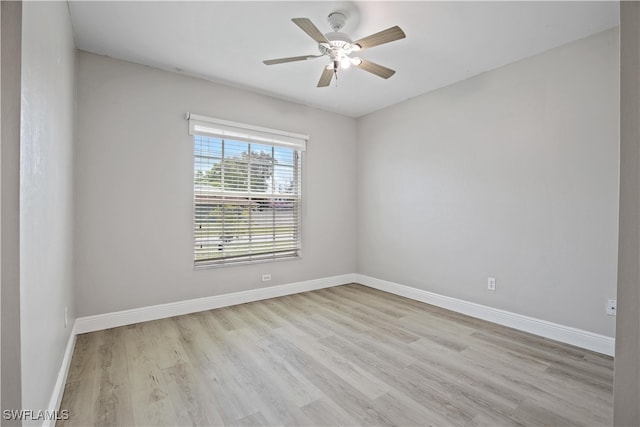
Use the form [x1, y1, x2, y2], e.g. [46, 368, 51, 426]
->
[319, 32, 354, 58]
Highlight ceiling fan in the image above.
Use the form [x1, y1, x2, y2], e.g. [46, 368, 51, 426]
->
[263, 12, 406, 87]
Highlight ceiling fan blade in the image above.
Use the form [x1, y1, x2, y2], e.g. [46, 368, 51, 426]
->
[355, 58, 396, 79]
[353, 26, 406, 50]
[263, 55, 322, 65]
[292, 18, 330, 44]
[317, 67, 334, 87]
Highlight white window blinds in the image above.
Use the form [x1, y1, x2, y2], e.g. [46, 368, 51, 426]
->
[189, 113, 307, 267]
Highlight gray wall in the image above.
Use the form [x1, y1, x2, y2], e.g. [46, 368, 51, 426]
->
[74, 52, 357, 317]
[614, 2, 640, 425]
[1, 1, 22, 423]
[19, 0, 76, 419]
[356, 28, 619, 337]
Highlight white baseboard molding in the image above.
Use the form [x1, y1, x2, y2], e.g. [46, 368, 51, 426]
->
[43, 323, 77, 427]
[75, 274, 356, 334]
[355, 274, 615, 356]
[74, 272, 615, 354]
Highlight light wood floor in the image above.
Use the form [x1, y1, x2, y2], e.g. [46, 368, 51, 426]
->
[58, 284, 613, 426]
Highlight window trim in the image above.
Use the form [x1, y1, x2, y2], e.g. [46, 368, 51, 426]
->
[187, 113, 307, 151]
[189, 113, 306, 268]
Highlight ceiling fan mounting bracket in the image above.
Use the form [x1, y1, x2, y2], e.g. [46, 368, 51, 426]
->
[327, 12, 347, 32]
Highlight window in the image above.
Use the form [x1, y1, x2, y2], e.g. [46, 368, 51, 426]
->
[188, 114, 307, 267]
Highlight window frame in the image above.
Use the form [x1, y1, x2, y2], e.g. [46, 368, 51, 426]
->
[188, 113, 307, 268]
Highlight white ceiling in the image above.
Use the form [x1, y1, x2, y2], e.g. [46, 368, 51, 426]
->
[67, 1, 619, 118]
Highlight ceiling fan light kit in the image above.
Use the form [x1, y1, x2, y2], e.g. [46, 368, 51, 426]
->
[263, 11, 406, 88]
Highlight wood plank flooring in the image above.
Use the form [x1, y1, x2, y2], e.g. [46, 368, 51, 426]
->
[58, 284, 613, 426]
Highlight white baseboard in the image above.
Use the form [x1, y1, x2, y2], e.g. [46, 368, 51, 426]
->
[73, 272, 615, 354]
[354, 274, 615, 356]
[43, 323, 77, 427]
[75, 274, 356, 334]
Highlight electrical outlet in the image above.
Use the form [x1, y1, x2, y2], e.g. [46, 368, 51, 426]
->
[64, 307, 68, 328]
[606, 299, 616, 316]
[261, 274, 271, 282]
[487, 277, 496, 291]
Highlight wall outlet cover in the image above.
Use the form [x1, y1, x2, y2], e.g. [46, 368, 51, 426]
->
[606, 299, 616, 316]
